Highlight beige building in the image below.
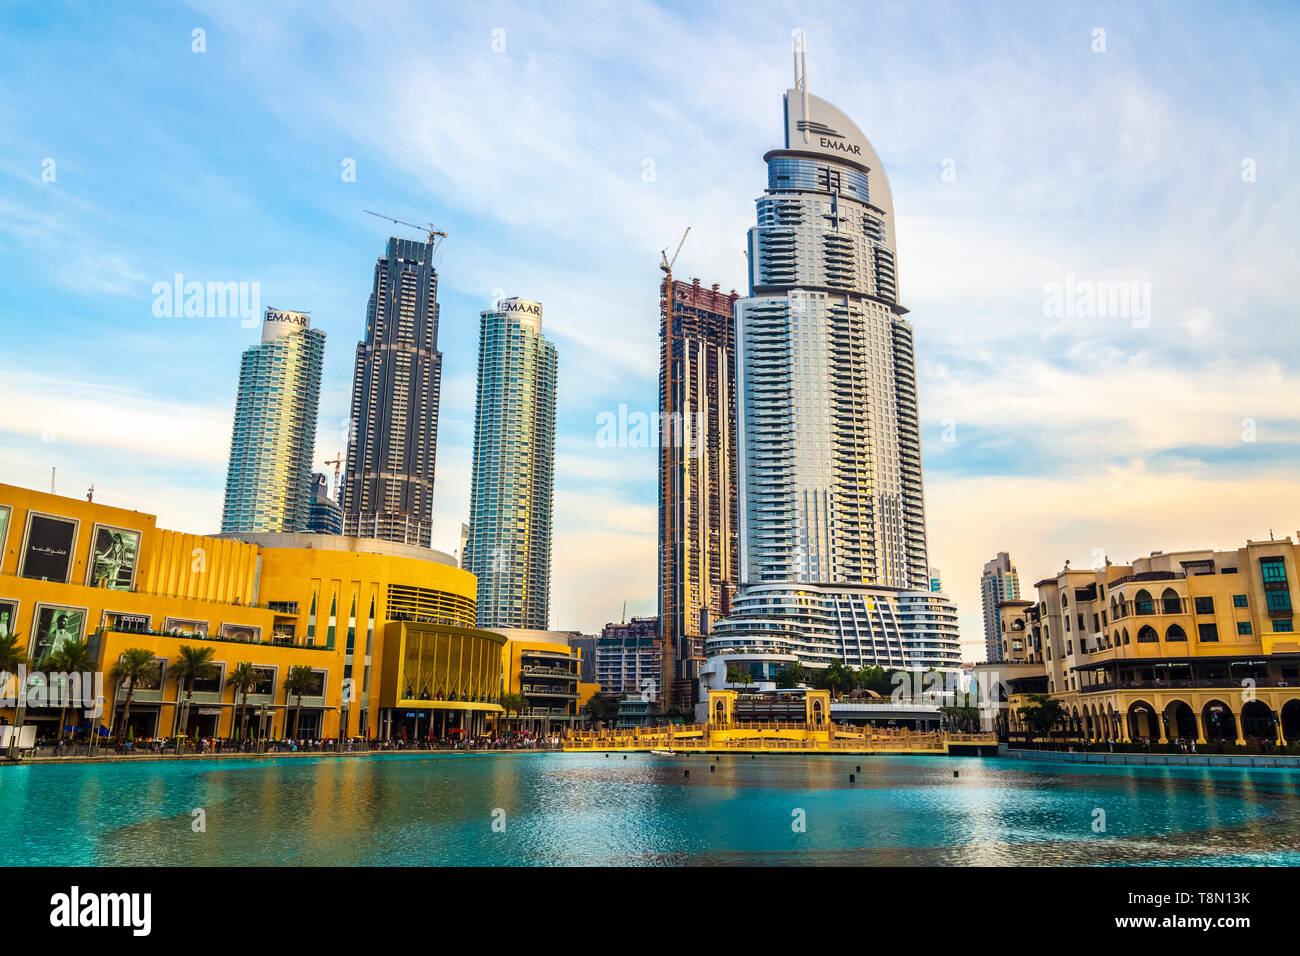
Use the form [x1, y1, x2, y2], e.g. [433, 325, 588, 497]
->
[976, 536, 1300, 747]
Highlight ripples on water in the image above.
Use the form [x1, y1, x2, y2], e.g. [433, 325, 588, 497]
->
[1, 753, 1298, 866]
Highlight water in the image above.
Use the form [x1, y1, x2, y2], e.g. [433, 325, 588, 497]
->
[2, 752, 1299, 865]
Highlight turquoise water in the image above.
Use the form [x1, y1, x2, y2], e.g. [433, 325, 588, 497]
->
[2, 752, 1299, 865]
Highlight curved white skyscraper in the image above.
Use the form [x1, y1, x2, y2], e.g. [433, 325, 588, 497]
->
[703, 56, 960, 689]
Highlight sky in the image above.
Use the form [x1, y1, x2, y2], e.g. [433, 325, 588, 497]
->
[1, 0, 1298, 659]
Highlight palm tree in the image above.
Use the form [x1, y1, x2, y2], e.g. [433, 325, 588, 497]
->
[735, 669, 755, 691]
[109, 649, 160, 743]
[822, 659, 852, 699]
[282, 665, 316, 739]
[46, 640, 96, 745]
[169, 645, 219, 739]
[1018, 693, 1067, 748]
[498, 692, 527, 734]
[227, 662, 258, 740]
[0, 632, 29, 758]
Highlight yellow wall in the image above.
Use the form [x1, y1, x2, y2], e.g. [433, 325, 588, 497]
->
[0, 482, 487, 742]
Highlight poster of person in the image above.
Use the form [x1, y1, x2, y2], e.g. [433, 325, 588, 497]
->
[19, 513, 78, 583]
[31, 604, 87, 664]
[0, 599, 18, 642]
[86, 524, 141, 590]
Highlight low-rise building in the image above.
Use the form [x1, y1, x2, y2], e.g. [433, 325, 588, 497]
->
[974, 536, 1300, 746]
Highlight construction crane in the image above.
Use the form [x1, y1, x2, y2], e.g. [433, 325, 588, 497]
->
[323, 453, 344, 503]
[658, 227, 689, 713]
[363, 210, 448, 256]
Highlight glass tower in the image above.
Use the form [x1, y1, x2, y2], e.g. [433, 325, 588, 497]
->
[465, 297, 557, 629]
[220, 308, 325, 534]
[342, 237, 443, 547]
[704, 63, 961, 688]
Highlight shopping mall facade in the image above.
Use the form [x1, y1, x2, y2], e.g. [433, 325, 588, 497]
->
[0, 483, 587, 742]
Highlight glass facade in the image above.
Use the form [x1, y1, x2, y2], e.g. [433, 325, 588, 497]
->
[220, 309, 325, 534]
[704, 84, 961, 682]
[465, 298, 557, 629]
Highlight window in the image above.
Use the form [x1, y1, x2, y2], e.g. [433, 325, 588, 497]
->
[1137, 626, 1159, 643]
[1267, 591, 1293, 614]
[1277, 620, 1295, 633]
[1161, 588, 1181, 614]
[1237, 622, 1253, 635]
[1198, 623, 1219, 642]
[1165, 624, 1187, 641]
[1134, 590, 1154, 615]
[1233, 594, 1249, 608]
[1261, 558, 1288, 584]
[1194, 596, 1215, 614]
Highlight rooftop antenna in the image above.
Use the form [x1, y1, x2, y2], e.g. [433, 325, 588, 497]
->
[793, 30, 809, 143]
[363, 210, 448, 256]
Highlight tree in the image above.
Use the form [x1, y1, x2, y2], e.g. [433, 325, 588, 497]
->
[735, 669, 755, 690]
[282, 666, 317, 740]
[583, 692, 615, 728]
[1018, 694, 1067, 747]
[227, 662, 259, 740]
[109, 649, 160, 743]
[0, 632, 29, 758]
[498, 692, 528, 733]
[774, 662, 807, 689]
[940, 704, 980, 733]
[169, 645, 219, 738]
[822, 660, 853, 698]
[47, 640, 96, 744]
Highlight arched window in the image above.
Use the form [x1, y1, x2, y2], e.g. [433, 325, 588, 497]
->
[1062, 593, 1069, 608]
[1137, 625, 1159, 643]
[1134, 589, 1155, 615]
[1161, 588, 1181, 614]
[1165, 624, 1187, 641]
[1123, 628, 1130, 645]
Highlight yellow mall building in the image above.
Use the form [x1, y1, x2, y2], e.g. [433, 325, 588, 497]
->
[0, 483, 585, 744]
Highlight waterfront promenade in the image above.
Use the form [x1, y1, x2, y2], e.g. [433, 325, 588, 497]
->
[564, 723, 998, 755]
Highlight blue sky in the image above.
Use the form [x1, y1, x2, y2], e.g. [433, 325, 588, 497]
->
[1, 0, 1298, 656]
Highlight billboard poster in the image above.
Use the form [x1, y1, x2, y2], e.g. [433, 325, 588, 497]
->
[30, 603, 87, 663]
[86, 524, 142, 591]
[0, 599, 18, 642]
[19, 513, 78, 583]
[164, 617, 208, 636]
[220, 623, 261, 643]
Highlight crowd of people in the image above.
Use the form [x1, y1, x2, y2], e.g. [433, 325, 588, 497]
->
[28, 730, 570, 759]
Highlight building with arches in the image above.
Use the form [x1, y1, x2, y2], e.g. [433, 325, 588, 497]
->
[976, 536, 1300, 747]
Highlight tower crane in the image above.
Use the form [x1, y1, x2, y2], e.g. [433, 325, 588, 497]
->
[323, 453, 344, 503]
[363, 210, 448, 255]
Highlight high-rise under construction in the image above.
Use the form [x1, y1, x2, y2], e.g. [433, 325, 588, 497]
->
[658, 277, 739, 711]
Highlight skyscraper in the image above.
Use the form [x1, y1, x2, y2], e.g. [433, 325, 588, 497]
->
[465, 297, 557, 629]
[220, 308, 325, 534]
[305, 472, 343, 535]
[659, 278, 739, 710]
[980, 551, 1021, 662]
[342, 236, 443, 547]
[703, 45, 961, 691]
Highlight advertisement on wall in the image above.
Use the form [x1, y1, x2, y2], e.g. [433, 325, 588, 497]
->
[0, 598, 18, 642]
[19, 512, 79, 583]
[86, 524, 142, 591]
[30, 602, 87, 663]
